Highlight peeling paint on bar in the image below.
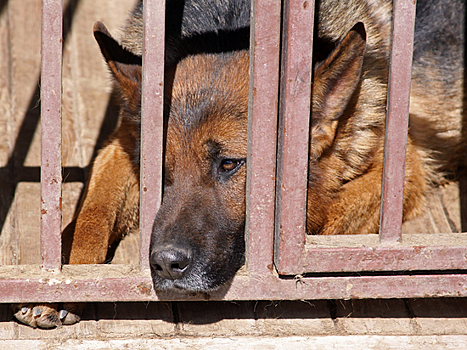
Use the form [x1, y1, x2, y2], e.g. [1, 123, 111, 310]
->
[379, 0, 417, 243]
[140, 0, 165, 272]
[302, 245, 467, 273]
[245, 0, 282, 276]
[274, 0, 315, 275]
[1, 265, 467, 302]
[40, 0, 63, 272]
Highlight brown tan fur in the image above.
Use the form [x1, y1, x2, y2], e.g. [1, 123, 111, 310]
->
[165, 52, 250, 222]
[63, 121, 140, 264]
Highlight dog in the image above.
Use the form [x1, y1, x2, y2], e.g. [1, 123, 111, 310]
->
[15, 0, 466, 328]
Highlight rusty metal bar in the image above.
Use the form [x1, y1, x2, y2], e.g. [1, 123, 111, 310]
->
[302, 245, 467, 273]
[379, 0, 417, 244]
[1, 265, 467, 302]
[40, 0, 63, 271]
[274, 0, 315, 275]
[140, 0, 165, 272]
[245, 0, 282, 276]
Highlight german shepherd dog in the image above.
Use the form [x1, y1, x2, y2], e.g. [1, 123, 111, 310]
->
[15, 0, 465, 328]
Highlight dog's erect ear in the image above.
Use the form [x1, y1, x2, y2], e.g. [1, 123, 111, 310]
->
[310, 22, 366, 159]
[93, 21, 142, 104]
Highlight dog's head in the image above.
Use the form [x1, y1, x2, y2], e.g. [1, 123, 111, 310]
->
[149, 51, 250, 291]
[93, 21, 367, 292]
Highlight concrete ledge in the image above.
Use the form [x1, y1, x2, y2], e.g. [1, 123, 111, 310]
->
[2, 335, 467, 350]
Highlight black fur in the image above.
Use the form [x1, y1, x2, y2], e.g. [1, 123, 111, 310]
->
[413, 0, 465, 80]
[129, 0, 250, 64]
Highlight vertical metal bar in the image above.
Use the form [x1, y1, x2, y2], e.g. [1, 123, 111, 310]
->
[140, 0, 165, 271]
[245, 0, 282, 276]
[379, 0, 416, 244]
[274, 0, 314, 274]
[40, 0, 63, 271]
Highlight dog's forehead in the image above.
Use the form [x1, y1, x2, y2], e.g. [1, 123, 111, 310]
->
[172, 50, 249, 85]
[165, 50, 249, 159]
[170, 51, 249, 116]
[166, 111, 248, 161]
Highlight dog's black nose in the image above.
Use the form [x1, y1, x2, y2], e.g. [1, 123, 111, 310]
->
[150, 247, 192, 280]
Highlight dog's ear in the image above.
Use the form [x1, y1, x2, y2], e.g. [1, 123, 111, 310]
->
[93, 21, 142, 106]
[310, 22, 366, 159]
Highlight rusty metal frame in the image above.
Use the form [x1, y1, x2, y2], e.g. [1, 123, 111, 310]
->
[1, 0, 467, 304]
[273, 0, 467, 278]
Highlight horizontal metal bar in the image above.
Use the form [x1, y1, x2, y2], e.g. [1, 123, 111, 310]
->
[1, 265, 467, 302]
[300, 246, 467, 273]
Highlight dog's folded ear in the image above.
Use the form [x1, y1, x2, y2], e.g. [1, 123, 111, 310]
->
[93, 21, 142, 106]
[310, 22, 367, 159]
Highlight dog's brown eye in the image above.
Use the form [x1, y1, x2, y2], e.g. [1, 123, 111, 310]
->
[220, 159, 238, 172]
[215, 158, 246, 181]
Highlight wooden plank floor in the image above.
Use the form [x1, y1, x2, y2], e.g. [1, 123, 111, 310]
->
[1, 0, 467, 347]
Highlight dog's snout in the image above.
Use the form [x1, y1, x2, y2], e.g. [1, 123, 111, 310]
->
[150, 247, 192, 280]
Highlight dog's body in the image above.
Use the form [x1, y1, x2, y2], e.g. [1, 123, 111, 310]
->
[15, 0, 466, 328]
